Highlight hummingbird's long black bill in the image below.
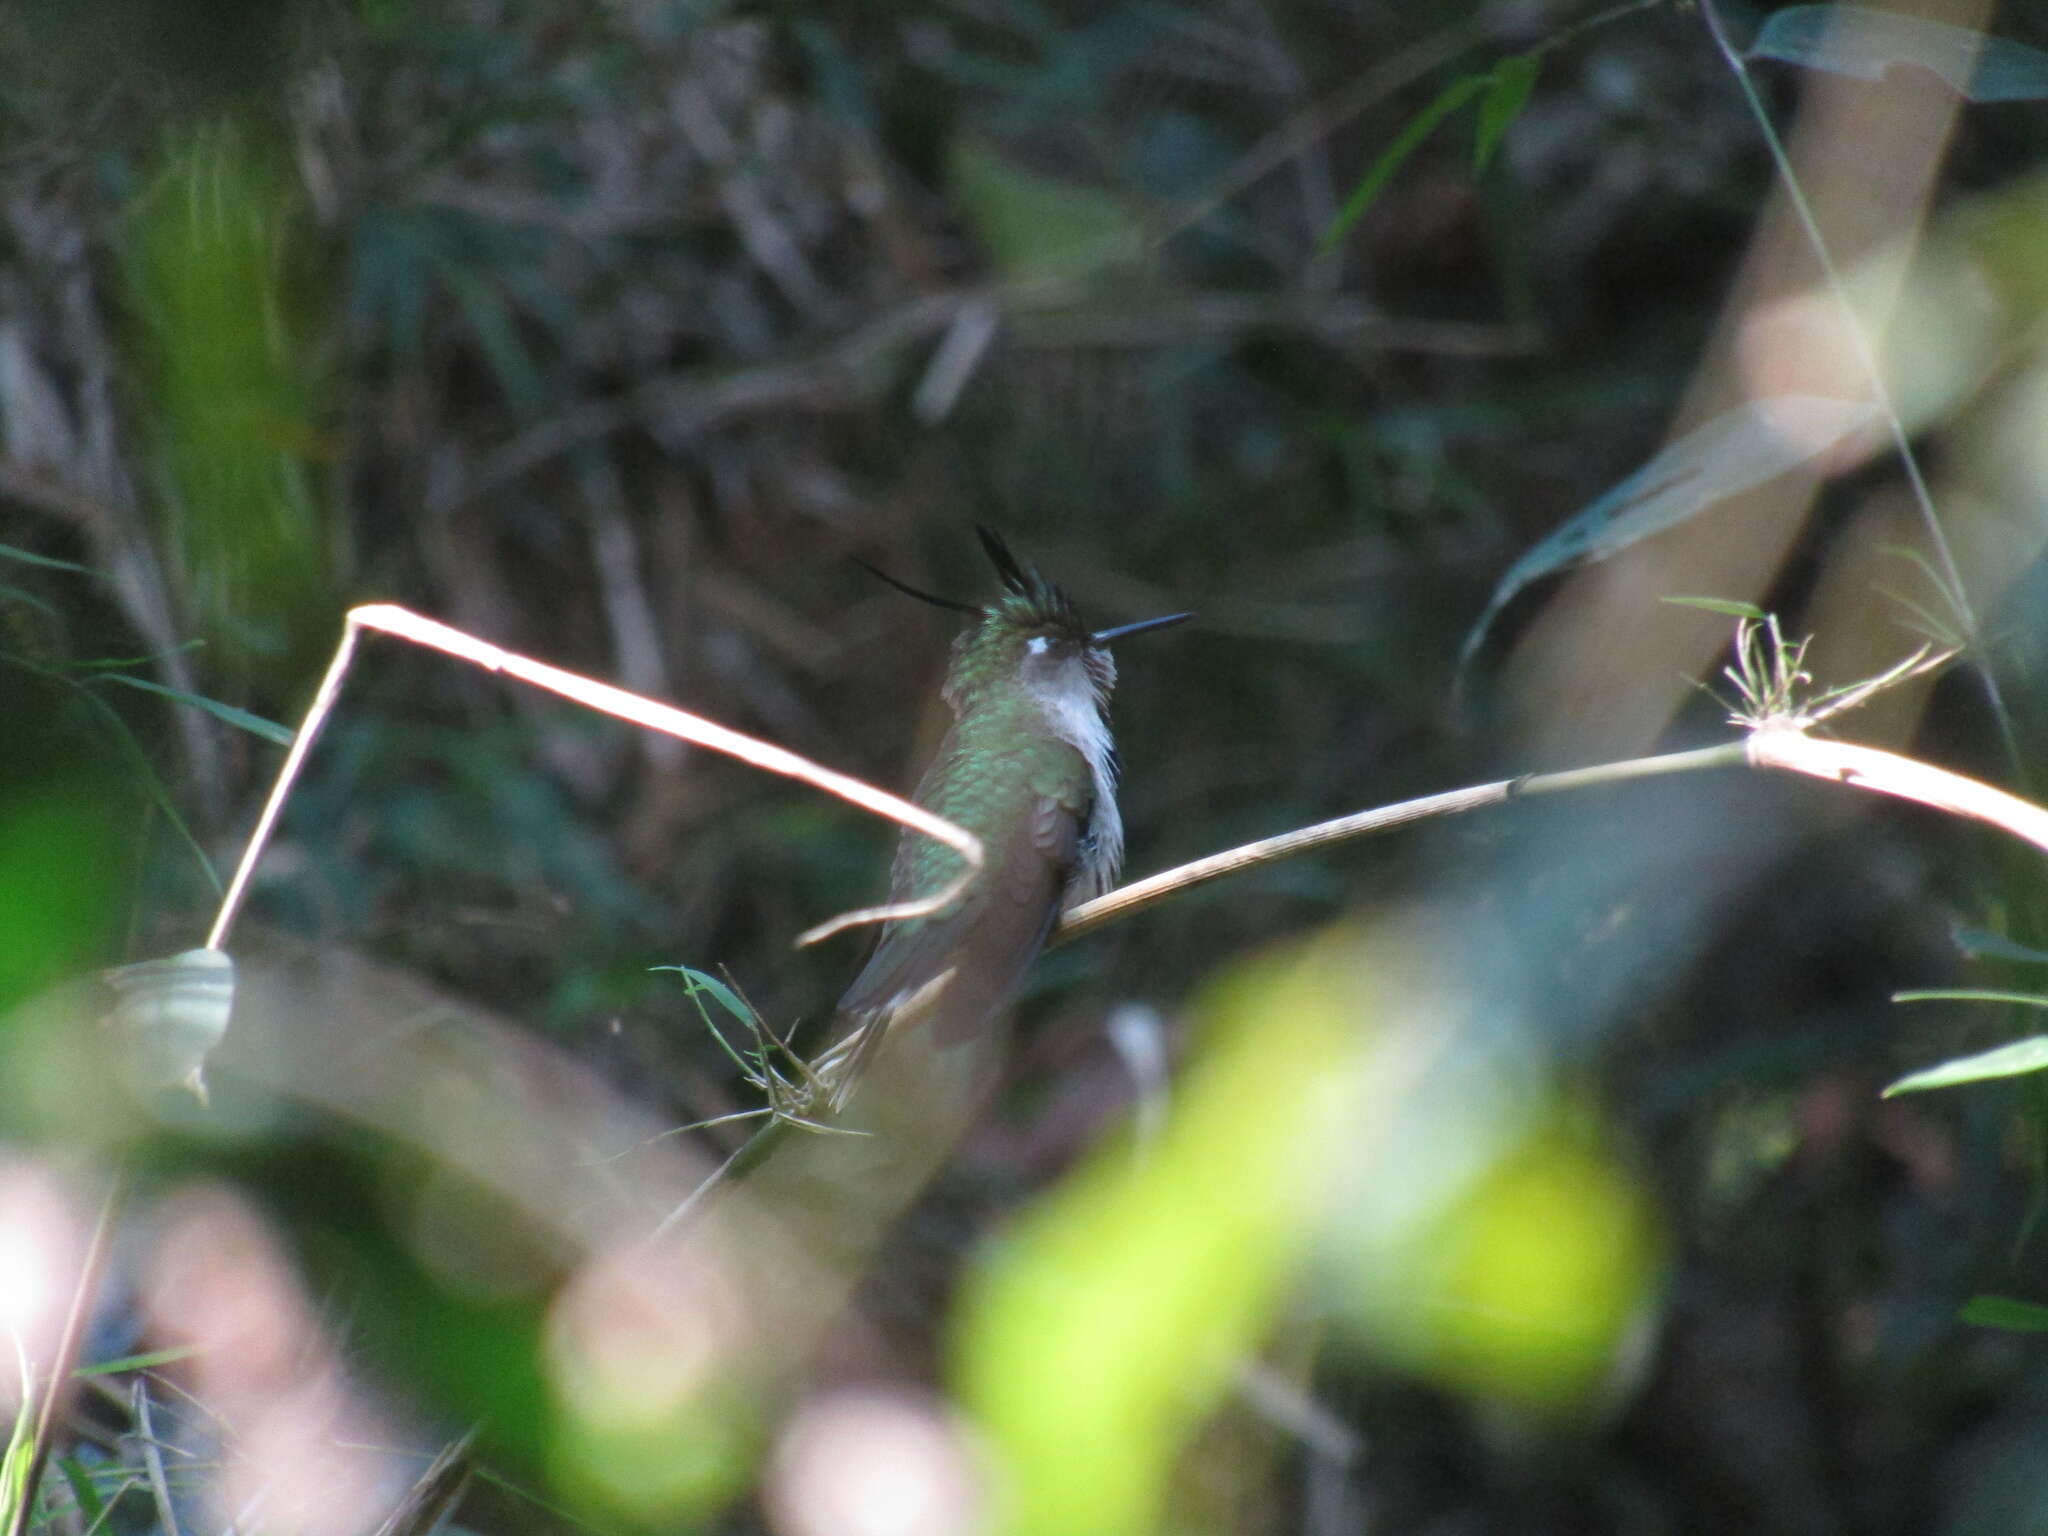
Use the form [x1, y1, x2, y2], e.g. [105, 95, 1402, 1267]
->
[1092, 611, 1193, 644]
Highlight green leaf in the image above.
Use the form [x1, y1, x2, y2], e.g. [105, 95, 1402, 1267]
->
[651, 965, 755, 1027]
[54, 1457, 104, 1524]
[1893, 989, 2048, 1007]
[1323, 74, 1490, 249]
[93, 673, 295, 746]
[73, 1345, 199, 1377]
[439, 266, 546, 418]
[1458, 395, 1879, 679]
[1748, 6, 2048, 101]
[1952, 929, 2048, 964]
[1662, 596, 1767, 620]
[1961, 1294, 2048, 1331]
[1474, 55, 1540, 173]
[0, 541, 89, 574]
[948, 136, 1146, 283]
[1883, 1035, 2048, 1097]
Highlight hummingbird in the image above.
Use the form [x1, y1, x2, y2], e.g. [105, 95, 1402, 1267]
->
[809, 528, 1190, 1111]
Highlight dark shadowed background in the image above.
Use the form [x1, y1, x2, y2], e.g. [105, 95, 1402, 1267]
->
[6, 1, 2048, 1532]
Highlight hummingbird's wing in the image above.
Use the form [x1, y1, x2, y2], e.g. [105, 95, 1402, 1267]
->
[815, 735, 1089, 1106]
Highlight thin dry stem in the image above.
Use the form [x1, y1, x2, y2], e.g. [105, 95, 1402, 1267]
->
[205, 604, 982, 957]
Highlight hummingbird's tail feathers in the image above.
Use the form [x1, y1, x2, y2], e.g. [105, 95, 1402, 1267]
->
[809, 966, 960, 1112]
[806, 1012, 885, 1113]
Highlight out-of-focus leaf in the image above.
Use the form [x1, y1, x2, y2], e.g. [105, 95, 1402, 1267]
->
[1894, 989, 2048, 1007]
[1748, 6, 2048, 101]
[1952, 928, 2048, 964]
[1883, 1035, 2048, 1097]
[54, 1456, 104, 1525]
[1961, 1294, 2048, 1331]
[103, 947, 235, 1104]
[121, 127, 329, 663]
[954, 940, 1355, 1536]
[1351, 1125, 1662, 1410]
[1474, 55, 1540, 173]
[948, 136, 1146, 283]
[2, 1365, 36, 1518]
[74, 1346, 200, 1376]
[1459, 395, 1879, 677]
[0, 542, 89, 573]
[0, 791, 121, 1008]
[1663, 596, 1767, 620]
[440, 265, 546, 418]
[1323, 74, 1489, 249]
[93, 673, 294, 746]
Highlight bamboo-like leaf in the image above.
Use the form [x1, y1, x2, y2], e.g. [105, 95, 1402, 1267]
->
[1663, 596, 1766, 620]
[1883, 1035, 2048, 1097]
[54, 1456, 105, 1524]
[94, 673, 294, 746]
[652, 964, 755, 1027]
[1323, 74, 1490, 249]
[73, 1346, 199, 1377]
[1893, 988, 2048, 1007]
[1952, 929, 2048, 964]
[1474, 55, 1540, 173]
[1748, 6, 2048, 101]
[1459, 395, 1879, 677]
[0, 541, 89, 573]
[948, 136, 1146, 282]
[1960, 1294, 2048, 1331]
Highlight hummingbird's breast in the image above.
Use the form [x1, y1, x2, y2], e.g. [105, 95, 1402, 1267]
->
[1021, 673, 1122, 901]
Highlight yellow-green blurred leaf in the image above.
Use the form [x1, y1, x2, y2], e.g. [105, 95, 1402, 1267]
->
[948, 136, 1146, 284]
[1395, 1129, 1660, 1410]
[954, 939, 1357, 1536]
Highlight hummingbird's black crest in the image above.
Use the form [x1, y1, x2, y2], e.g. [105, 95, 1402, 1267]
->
[856, 528, 1088, 636]
[975, 525, 1084, 637]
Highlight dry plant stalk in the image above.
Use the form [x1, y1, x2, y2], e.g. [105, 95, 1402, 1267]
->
[204, 603, 985, 958]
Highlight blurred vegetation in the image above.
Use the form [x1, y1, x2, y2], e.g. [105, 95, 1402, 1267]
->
[6, 0, 2048, 1532]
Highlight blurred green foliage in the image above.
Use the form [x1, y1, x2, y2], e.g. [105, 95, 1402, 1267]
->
[120, 126, 331, 672]
[5, 0, 2048, 1532]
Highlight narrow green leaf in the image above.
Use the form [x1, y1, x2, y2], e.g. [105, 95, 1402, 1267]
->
[57, 680, 221, 893]
[1893, 989, 2048, 1007]
[1323, 74, 1490, 250]
[1952, 929, 2048, 965]
[1961, 1294, 2048, 1331]
[1883, 1036, 2048, 1097]
[1474, 55, 1540, 173]
[651, 965, 754, 1027]
[54, 1456, 105, 1523]
[1663, 596, 1767, 619]
[439, 265, 546, 417]
[1458, 395, 1878, 679]
[948, 136, 1146, 283]
[0, 583, 63, 623]
[73, 1346, 199, 1377]
[0, 541, 89, 574]
[1748, 6, 2048, 101]
[94, 673, 295, 746]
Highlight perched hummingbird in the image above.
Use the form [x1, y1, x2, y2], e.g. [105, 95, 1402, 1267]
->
[811, 528, 1190, 1111]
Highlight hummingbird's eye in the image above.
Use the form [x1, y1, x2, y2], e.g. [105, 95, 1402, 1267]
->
[1025, 634, 1052, 656]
